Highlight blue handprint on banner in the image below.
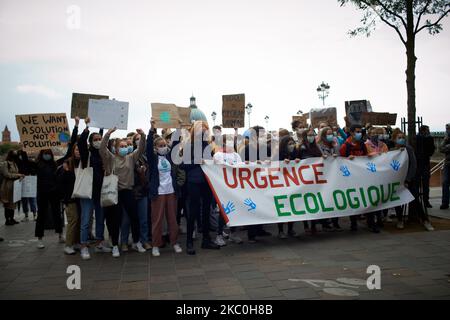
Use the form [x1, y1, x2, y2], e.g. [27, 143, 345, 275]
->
[390, 160, 401, 171]
[244, 198, 257, 212]
[340, 165, 351, 177]
[222, 201, 236, 215]
[367, 162, 377, 173]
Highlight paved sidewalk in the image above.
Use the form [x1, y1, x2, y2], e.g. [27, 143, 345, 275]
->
[0, 207, 450, 300]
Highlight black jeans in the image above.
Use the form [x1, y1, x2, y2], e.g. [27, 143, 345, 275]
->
[119, 189, 140, 243]
[35, 192, 62, 238]
[278, 222, 294, 233]
[416, 160, 431, 203]
[103, 204, 122, 246]
[186, 182, 212, 245]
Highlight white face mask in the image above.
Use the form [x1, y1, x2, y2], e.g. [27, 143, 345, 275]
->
[92, 141, 101, 149]
[307, 136, 315, 144]
[157, 147, 169, 156]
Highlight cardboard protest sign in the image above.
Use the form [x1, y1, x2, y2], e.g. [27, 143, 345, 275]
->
[309, 108, 337, 128]
[71, 93, 109, 119]
[222, 94, 245, 128]
[361, 112, 397, 126]
[292, 115, 308, 128]
[345, 100, 373, 126]
[88, 99, 129, 130]
[16, 113, 71, 154]
[177, 106, 192, 128]
[22, 176, 37, 198]
[151, 103, 181, 128]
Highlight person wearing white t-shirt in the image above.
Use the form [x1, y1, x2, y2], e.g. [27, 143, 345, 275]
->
[213, 134, 244, 245]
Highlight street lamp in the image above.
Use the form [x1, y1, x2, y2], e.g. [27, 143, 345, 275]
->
[245, 103, 253, 128]
[264, 116, 269, 128]
[317, 82, 330, 106]
[211, 111, 217, 126]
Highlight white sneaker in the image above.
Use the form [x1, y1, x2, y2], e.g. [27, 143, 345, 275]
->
[152, 247, 160, 257]
[214, 235, 227, 247]
[37, 241, 45, 249]
[173, 243, 183, 253]
[133, 242, 146, 253]
[22, 215, 29, 222]
[384, 216, 393, 223]
[112, 246, 120, 258]
[121, 244, 129, 252]
[396, 221, 404, 230]
[222, 231, 230, 239]
[423, 221, 434, 231]
[278, 232, 288, 239]
[64, 246, 76, 255]
[229, 233, 243, 244]
[81, 247, 91, 260]
[95, 243, 112, 253]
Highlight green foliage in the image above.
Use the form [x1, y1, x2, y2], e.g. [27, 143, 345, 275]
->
[0, 143, 20, 156]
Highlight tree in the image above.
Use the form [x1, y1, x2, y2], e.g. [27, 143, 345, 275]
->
[338, 0, 449, 147]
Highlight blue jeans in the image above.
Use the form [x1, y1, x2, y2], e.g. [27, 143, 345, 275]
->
[121, 208, 131, 245]
[80, 198, 104, 245]
[443, 164, 450, 206]
[22, 198, 37, 214]
[137, 197, 149, 244]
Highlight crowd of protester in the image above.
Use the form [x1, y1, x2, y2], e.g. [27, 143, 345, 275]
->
[1, 116, 449, 254]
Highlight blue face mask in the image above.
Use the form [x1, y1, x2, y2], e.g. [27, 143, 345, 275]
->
[43, 154, 52, 161]
[354, 133, 362, 141]
[127, 146, 134, 154]
[111, 147, 116, 154]
[326, 135, 334, 142]
[119, 148, 128, 157]
[396, 138, 406, 146]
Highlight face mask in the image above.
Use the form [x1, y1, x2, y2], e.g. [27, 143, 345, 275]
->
[18, 155, 23, 161]
[396, 138, 406, 146]
[307, 136, 315, 144]
[127, 146, 134, 154]
[111, 147, 116, 154]
[354, 133, 362, 141]
[326, 135, 334, 143]
[119, 148, 128, 157]
[43, 154, 52, 161]
[92, 141, 101, 149]
[157, 147, 169, 156]
[383, 134, 390, 140]
[287, 144, 295, 153]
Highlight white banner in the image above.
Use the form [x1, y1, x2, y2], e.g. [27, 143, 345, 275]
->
[13, 180, 22, 203]
[201, 150, 414, 227]
[22, 176, 37, 198]
[88, 99, 129, 130]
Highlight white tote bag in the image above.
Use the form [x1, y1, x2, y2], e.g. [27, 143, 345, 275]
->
[72, 156, 93, 199]
[101, 161, 119, 207]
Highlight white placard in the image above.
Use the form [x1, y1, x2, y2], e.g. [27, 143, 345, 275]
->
[13, 180, 22, 203]
[22, 176, 37, 198]
[88, 99, 129, 130]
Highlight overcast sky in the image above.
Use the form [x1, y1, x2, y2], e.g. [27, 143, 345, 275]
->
[1, 0, 449, 140]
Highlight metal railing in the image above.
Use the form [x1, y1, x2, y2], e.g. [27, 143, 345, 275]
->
[430, 159, 445, 176]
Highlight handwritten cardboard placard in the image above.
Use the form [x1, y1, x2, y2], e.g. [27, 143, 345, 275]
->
[151, 103, 181, 128]
[222, 94, 245, 128]
[177, 106, 192, 128]
[361, 112, 397, 126]
[88, 99, 129, 130]
[345, 100, 373, 126]
[21, 176, 37, 198]
[292, 115, 308, 128]
[71, 93, 109, 119]
[16, 113, 71, 154]
[310, 107, 337, 128]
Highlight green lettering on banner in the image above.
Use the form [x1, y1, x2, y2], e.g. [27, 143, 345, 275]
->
[390, 182, 400, 201]
[368, 186, 380, 206]
[304, 193, 319, 214]
[290, 194, 306, 215]
[380, 184, 390, 203]
[317, 192, 333, 212]
[359, 187, 368, 207]
[346, 189, 360, 209]
[274, 195, 290, 217]
[333, 190, 347, 210]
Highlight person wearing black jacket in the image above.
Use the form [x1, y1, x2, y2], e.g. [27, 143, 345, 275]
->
[415, 125, 435, 208]
[181, 120, 220, 255]
[16, 150, 37, 221]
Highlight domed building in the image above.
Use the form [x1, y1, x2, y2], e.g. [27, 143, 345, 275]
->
[189, 95, 208, 123]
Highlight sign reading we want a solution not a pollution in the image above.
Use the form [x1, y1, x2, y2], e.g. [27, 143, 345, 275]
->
[202, 150, 414, 227]
[16, 113, 71, 154]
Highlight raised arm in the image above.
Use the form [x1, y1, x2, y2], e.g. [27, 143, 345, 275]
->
[100, 128, 115, 164]
[79, 119, 90, 168]
[147, 120, 157, 164]
[132, 129, 146, 162]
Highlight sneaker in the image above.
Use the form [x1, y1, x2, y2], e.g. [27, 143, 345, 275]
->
[440, 204, 449, 210]
[64, 246, 76, 255]
[423, 221, 434, 231]
[152, 247, 160, 257]
[33, 213, 37, 221]
[396, 221, 405, 230]
[278, 232, 288, 239]
[384, 216, 393, 223]
[425, 202, 433, 208]
[186, 243, 196, 255]
[22, 215, 29, 222]
[95, 243, 112, 253]
[5, 220, 14, 226]
[121, 244, 129, 252]
[214, 235, 227, 247]
[80, 247, 91, 260]
[11, 219, 19, 225]
[173, 243, 183, 253]
[37, 241, 45, 249]
[73, 244, 81, 251]
[112, 246, 120, 258]
[222, 231, 230, 239]
[144, 243, 152, 250]
[133, 242, 147, 253]
[229, 233, 243, 244]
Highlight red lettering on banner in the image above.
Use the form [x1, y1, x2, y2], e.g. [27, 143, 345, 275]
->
[253, 168, 268, 188]
[223, 167, 238, 188]
[239, 168, 255, 189]
[312, 163, 327, 184]
[268, 168, 283, 188]
[298, 165, 314, 185]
